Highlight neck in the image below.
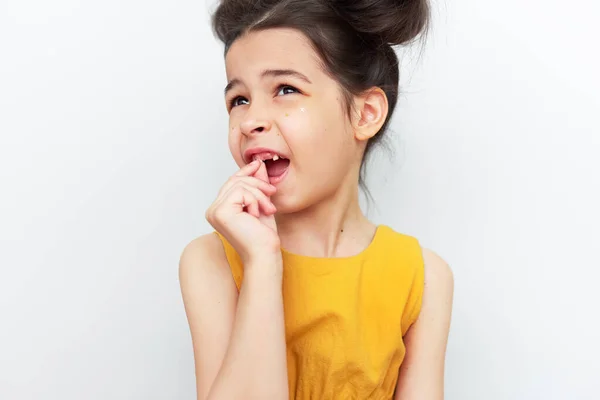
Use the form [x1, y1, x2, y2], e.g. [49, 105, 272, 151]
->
[275, 179, 376, 258]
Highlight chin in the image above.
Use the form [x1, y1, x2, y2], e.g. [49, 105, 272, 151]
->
[272, 194, 308, 216]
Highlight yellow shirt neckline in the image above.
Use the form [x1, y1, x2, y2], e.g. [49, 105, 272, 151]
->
[280, 225, 386, 265]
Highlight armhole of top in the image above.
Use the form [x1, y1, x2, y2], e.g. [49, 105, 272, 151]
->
[213, 231, 244, 291]
[401, 238, 426, 336]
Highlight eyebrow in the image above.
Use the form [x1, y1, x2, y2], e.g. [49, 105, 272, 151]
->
[224, 69, 313, 95]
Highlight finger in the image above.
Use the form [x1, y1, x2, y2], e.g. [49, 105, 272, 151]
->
[258, 210, 278, 232]
[253, 160, 270, 183]
[241, 191, 261, 218]
[218, 182, 275, 216]
[237, 188, 260, 218]
[220, 176, 276, 197]
[238, 183, 277, 215]
[245, 176, 276, 194]
[234, 160, 261, 177]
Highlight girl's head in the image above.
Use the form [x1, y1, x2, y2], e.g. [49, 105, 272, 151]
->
[212, 0, 429, 213]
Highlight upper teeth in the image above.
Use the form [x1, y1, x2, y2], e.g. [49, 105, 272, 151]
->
[252, 153, 282, 162]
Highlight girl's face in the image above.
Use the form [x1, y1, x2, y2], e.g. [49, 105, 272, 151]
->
[224, 28, 364, 213]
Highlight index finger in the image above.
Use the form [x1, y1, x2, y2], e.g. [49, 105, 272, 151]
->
[234, 160, 260, 177]
[252, 160, 269, 183]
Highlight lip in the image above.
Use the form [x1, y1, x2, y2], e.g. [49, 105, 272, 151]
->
[243, 147, 289, 164]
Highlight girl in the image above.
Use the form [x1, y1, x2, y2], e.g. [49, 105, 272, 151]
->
[180, 0, 454, 399]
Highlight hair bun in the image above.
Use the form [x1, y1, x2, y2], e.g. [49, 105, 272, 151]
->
[329, 0, 429, 46]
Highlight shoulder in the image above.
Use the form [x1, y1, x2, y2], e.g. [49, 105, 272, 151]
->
[378, 225, 422, 263]
[421, 248, 454, 294]
[179, 233, 224, 272]
[380, 226, 453, 281]
[419, 248, 454, 324]
[382, 227, 453, 332]
[178, 233, 233, 291]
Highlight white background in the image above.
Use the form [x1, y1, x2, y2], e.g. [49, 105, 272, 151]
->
[1, 0, 599, 399]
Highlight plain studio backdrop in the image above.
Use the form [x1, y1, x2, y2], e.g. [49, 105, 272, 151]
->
[1, 0, 599, 399]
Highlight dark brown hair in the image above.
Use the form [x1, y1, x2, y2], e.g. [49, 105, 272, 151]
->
[212, 0, 430, 190]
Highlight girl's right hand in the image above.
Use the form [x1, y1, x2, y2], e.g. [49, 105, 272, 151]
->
[205, 160, 281, 264]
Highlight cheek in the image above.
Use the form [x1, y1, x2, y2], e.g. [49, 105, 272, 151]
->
[279, 107, 352, 164]
[228, 125, 244, 167]
[287, 106, 347, 145]
[276, 109, 313, 144]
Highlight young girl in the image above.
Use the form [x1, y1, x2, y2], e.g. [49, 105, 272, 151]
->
[180, 0, 454, 399]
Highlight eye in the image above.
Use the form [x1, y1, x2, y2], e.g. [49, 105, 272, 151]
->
[277, 85, 299, 96]
[230, 96, 249, 108]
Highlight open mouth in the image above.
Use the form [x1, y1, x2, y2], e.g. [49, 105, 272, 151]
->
[251, 152, 290, 184]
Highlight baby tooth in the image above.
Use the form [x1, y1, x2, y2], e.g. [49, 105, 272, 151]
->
[273, 155, 280, 161]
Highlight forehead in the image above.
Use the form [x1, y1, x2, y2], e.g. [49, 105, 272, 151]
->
[225, 28, 322, 80]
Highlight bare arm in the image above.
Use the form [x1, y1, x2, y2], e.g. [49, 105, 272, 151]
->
[395, 248, 454, 400]
[179, 234, 289, 400]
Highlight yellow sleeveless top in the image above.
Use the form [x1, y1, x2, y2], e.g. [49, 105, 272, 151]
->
[216, 225, 424, 400]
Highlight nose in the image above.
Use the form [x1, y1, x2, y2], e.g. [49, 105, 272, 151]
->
[240, 109, 272, 137]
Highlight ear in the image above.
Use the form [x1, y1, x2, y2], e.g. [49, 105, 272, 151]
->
[352, 87, 388, 142]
